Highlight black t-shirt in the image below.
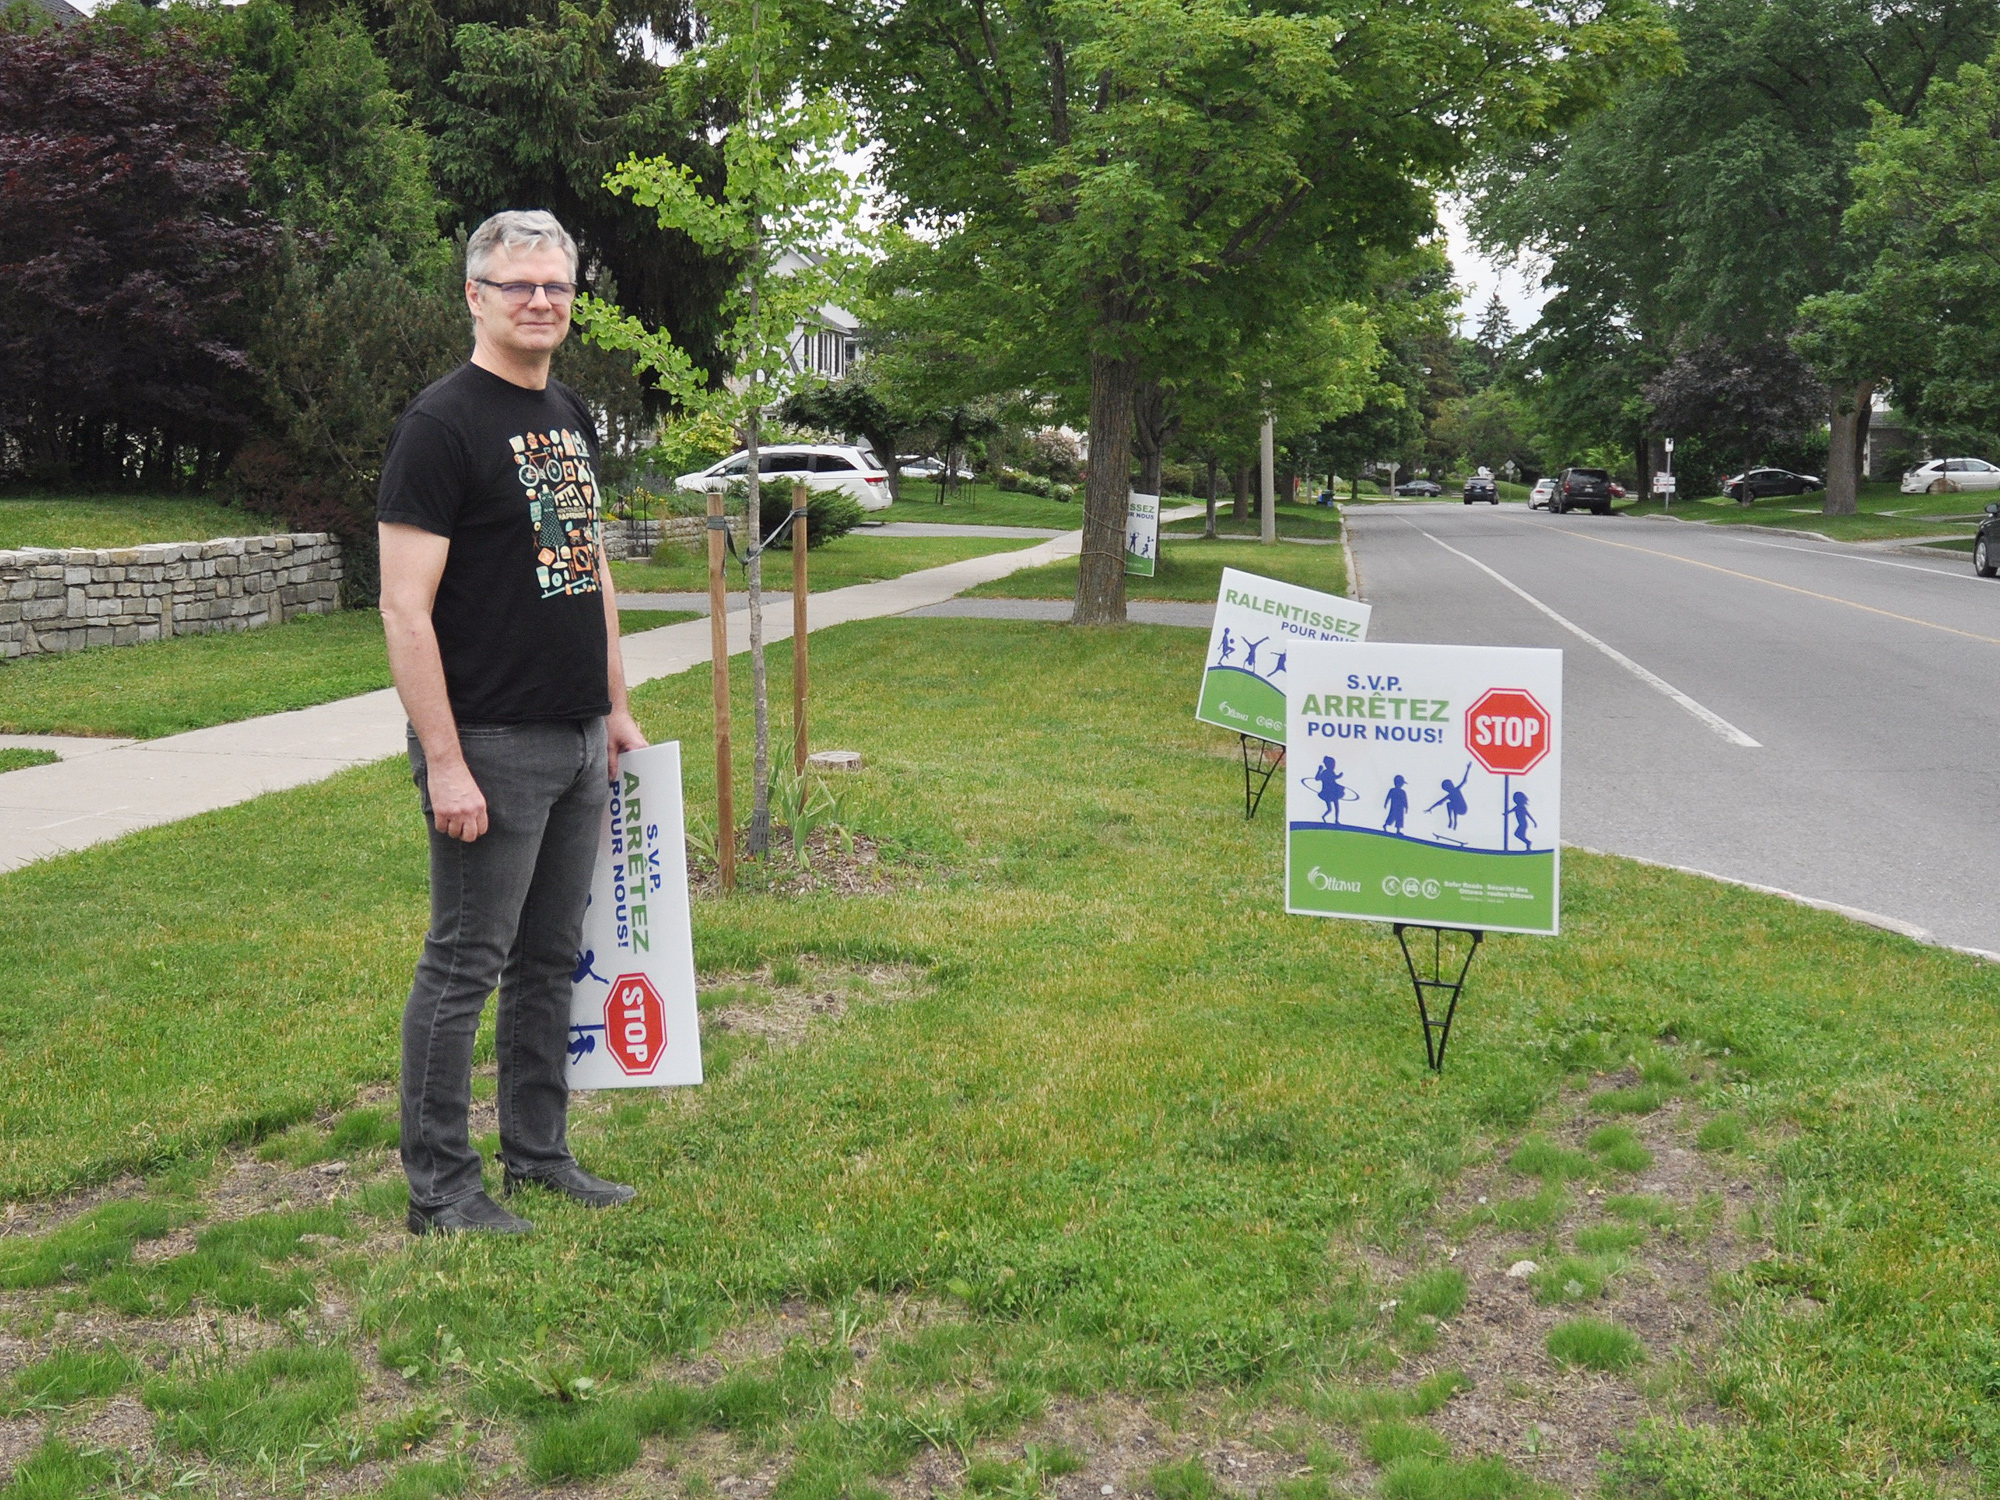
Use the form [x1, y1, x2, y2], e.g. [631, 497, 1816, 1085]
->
[377, 363, 611, 724]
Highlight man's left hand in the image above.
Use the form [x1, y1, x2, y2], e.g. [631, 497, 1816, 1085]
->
[607, 709, 648, 782]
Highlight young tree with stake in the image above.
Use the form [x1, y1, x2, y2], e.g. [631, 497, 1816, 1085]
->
[577, 2, 868, 859]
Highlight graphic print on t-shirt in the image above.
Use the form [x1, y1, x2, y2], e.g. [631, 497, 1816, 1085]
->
[510, 428, 602, 599]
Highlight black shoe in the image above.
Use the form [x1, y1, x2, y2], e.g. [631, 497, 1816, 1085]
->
[407, 1190, 534, 1237]
[502, 1161, 637, 1208]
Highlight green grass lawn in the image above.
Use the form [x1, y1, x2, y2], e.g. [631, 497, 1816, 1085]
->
[0, 610, 693, 742]
[611, 531, 1035, 596]
[1162, 502, 1345, 541]
[0, 492, 264, 550]
[877, 481, 1094, 527]
[1616, 479, 1989, 542]
[619, 609, 700, 634]
[3, 620, 1998, 1497]
[964, 533, 1349, 601]
[0, 609, 391, 739]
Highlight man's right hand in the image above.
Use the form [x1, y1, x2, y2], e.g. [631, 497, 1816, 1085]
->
[428, 759, 489, 842]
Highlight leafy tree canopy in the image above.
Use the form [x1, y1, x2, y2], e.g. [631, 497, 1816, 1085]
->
[0, 20, 280, 483]
[810, 0, 1669, 617]
[342, 0, 740, 377]
[1799, 46, 2000, 440]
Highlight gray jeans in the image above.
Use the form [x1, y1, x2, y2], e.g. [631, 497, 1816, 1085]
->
[401, 717, 609, 1209]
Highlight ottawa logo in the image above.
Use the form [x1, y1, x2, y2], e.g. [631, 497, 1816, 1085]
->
[604, 973, 666, 1076]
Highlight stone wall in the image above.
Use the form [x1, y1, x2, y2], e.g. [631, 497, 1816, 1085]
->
[600, 513, 748, 562]
[0, 534, 343, 659]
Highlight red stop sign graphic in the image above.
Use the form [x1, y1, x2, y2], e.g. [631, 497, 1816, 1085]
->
[1465, 688, 1552, 775]
[603, 973, 666, 1076]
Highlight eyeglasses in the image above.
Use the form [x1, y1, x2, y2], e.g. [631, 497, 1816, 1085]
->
[474, 278, 578, 306]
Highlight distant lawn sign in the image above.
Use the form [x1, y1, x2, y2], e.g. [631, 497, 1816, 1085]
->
[1125, 491, 1160, 576]
[1196, 567, 1371, 741]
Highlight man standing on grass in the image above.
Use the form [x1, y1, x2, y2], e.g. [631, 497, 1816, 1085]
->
[377, 209, 647, 1236]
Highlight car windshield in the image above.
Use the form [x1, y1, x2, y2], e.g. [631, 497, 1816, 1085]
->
[1573, 469, 1610, 481]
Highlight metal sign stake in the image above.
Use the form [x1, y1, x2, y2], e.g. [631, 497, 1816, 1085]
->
[1393, 924, 1484, 1072]
[1239, 733, 1285, 819]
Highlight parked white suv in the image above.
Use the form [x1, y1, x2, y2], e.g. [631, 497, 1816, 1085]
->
[676, 444, 893, 510]
[1901, 457, 2000, 494]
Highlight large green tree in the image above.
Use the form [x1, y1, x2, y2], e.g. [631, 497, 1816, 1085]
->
[803, 0, 1665, 622]
[1474, 0, 2000, 511]
[342, 0, 739, 378]
[1799, 45, 2000, 451]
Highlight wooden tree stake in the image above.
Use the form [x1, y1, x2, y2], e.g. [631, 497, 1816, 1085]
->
[793, 482, 809, 774]
[706, 485, 735, 892]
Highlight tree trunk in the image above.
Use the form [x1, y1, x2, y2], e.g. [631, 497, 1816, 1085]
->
[1824, 379, 1874, 516]
[1073, 348, 1138, 625]
[1133, 380, 1168, 496]
[1854, 394, 1873, 484]
[1231, 463, 1250, 522]
[1204, 454, 1218, 539]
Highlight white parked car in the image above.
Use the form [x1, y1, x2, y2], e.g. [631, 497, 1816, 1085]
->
[1901, 457, 2000, 494]
[676, 444, 893, 510]
[1528, 476, 1558, 509]
[897, 454, 974, 482]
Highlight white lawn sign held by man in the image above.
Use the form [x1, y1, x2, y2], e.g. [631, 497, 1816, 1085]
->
[565, 742, 702, 1089]
[1196, 567, 1371, 742]
[1125, 491, 1160, 576]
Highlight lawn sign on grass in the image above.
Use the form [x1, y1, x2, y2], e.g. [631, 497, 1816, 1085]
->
[1196, 567, 1371, 741]
[1124, 491, 1160, 576]
[1285, 642, 1561, 1068]
[566, 741, 703, 1088]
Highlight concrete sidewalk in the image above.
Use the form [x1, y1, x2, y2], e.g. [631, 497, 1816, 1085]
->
[0, 512, 1209, 873]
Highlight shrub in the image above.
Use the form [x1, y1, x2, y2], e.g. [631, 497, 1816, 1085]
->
[753, 481, 867, 548]
[1026, 427, 1081, 481]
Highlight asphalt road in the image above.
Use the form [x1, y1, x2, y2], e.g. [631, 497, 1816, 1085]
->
[1345, 501, 2000, 955]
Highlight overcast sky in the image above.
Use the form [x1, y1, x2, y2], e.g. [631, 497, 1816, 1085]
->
[1438, 196, 1550, 337]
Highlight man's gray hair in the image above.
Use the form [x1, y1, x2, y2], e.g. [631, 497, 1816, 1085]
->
[465, 209, 579, 282]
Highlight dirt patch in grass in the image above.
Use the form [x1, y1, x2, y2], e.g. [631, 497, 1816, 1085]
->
[1365, 1058, 1768, 1495]
[688, 829, 915, 898]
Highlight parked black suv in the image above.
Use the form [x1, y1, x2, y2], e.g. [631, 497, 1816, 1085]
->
[1463, 475, 1498, 505]
[1553, 467, 1613, 515]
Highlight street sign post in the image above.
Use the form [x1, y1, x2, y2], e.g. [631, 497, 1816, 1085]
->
[1125, 491, 1160, 576]
[1285, 641, 1563, 1068]
[565, 741, 703, 1089]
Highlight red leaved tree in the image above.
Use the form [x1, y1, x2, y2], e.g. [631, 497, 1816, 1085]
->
[0, 21, 278, 485]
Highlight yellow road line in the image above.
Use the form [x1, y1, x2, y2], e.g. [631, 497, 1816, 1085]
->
[1526, 522, 2000, 647]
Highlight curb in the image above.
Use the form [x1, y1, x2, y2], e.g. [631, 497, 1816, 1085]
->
[1566, 843, 1999, 964]
[1338, 505, 1363, 601]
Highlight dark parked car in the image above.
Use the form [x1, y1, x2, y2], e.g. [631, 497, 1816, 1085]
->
[1394, 478, 1443, 497]
[1975, 502, 2000, 578]
[1723, 466, 1820, 502]
[1463, 475, 1498, 504]
[1552, 467, 1613, 515]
